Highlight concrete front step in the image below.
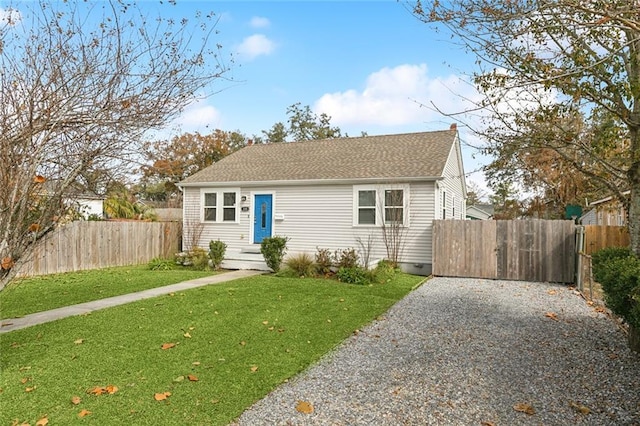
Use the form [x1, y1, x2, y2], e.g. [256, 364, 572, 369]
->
[222, 250, 270, 272]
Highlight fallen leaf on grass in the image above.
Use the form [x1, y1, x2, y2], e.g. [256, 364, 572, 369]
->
[188, 374, 199, 382]
[87, 385, 118, 395]
[25, 386, 36, 392]
[78, 409, 91, 418]
[161, 343, 176, 350]
[295, 400, 314, 414]
[173, 376, 185, 383]
[545, 312, 559, 321]
[74, 339, 84, 345]
[514, 402, 535, 415]
[35, 417, 48, 426]
[569, 401, 591, 415]
[250, 365, 258, 373]
[192, 361, 201, 366]
[239, 341, 246, 346]
[262, 320, 269, 325]
[71, 396, 81, 405]
[183, 332, 191, 338]
[154, 392, 171, 401]
[20, 378, 29, 384]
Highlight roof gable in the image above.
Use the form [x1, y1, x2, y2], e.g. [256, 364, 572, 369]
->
[180, 130, 457, 185]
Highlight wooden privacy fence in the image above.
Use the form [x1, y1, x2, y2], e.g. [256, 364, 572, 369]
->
[582, 225, 629, 255]
[433, 219, 576, 283]
[17, 221, 182, 277]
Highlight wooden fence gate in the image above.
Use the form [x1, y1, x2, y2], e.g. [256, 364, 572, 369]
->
[432, 219, 576, 283]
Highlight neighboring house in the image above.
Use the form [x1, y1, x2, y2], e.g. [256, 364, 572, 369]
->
[42, 180, 104, 219]
[579, 208, 597, 225]
[179, 128, 467, 275]
[589, 191, 629, 226]
[466, 204, 494, 220]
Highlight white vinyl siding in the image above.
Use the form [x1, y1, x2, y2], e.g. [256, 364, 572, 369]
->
[438, 137, 466, 220]
[184, 181, 436, 266]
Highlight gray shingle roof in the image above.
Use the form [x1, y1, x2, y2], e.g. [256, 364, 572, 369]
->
[180, 130, 456, 185]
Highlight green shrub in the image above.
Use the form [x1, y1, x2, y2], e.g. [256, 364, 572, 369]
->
[592, 246, 633, 282]
[285, 252, 316, 277]
[333, 248, 359, 269]
[592, 247, 640, 330]
[189, 247, 210, 271]
[337, 266, 369, 285]
[148, 257, 175, 271]
[260, 236, 289, 272]
[208, 240, 227, 270]
[368, 259, 399, 284]
[315, 247, 333, 275]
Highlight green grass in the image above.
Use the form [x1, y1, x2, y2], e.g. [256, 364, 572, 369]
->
[0, 265, 216, 319]
[0, 273, 424, 425]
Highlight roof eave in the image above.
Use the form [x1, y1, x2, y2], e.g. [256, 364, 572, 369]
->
[178, 176, 444, 188]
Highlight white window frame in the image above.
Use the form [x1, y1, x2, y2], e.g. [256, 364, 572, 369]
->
[200, 188, 240, 223]
[452, 195, 457, 219]
[442, 189, 447, 219]
[353, 184, 409, 227]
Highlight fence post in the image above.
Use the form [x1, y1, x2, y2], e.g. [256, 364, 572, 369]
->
[575, 226, 585, 291]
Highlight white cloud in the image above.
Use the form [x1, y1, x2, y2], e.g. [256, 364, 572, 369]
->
[237, 34, 275, 60]
[314, 64, 482, 128]
[249, 16, 270, 29]
[173, 100, 222, 134]
[0, 8, 21, 26]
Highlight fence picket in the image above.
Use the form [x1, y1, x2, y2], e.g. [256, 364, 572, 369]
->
[433, 219, 576, 283]
[17, 221, 182, 277]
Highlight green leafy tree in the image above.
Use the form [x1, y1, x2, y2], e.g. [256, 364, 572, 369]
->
[0, 0, 231, 290]
[411, 0, 640, 253]
[262, 103, 342, 143]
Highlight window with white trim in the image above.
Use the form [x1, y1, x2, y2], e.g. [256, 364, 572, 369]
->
[452, 195, 457, 218]
[357, 189, 376, 225]
[354, 185, 408, 226]
[384, 189, 404, 224]
[202, 189, 239, 222]
[442, 190, 447, 219]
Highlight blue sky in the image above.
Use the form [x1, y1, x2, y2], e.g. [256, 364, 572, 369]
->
[4, 0, 490, 192]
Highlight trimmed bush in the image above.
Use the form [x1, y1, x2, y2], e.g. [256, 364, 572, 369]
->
[260, 236, 289, 272]
[209, 240, 227, 270]
[284, 252, 316, 277]
[592, 246, 633, 282]
[337, 266, 369, 285]
[591, 247, 640, 331]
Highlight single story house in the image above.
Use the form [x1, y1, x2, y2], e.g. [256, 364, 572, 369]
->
[178, 128, 467, 275]
[588, 191, 629, 226]
[466, 204, 494, 220]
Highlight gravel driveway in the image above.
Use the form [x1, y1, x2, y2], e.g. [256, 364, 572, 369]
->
[234, 277, 640, 425]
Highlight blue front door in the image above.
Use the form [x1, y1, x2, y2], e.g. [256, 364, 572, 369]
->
[253, 194, 273, 244]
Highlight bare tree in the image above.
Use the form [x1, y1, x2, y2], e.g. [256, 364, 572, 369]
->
[380, 187, 408, 267]
[409, 0, 640, 254]
[0, 0, 231, 290]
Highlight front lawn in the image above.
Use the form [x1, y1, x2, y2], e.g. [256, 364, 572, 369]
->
[0, 266, 216, 319]
[0, 273, 424, 425]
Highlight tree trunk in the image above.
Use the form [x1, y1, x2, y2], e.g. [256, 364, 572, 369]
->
[629, 127, 640, 257]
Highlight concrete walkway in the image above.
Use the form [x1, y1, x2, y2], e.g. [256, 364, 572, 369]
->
[0, 269, 264, 334]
